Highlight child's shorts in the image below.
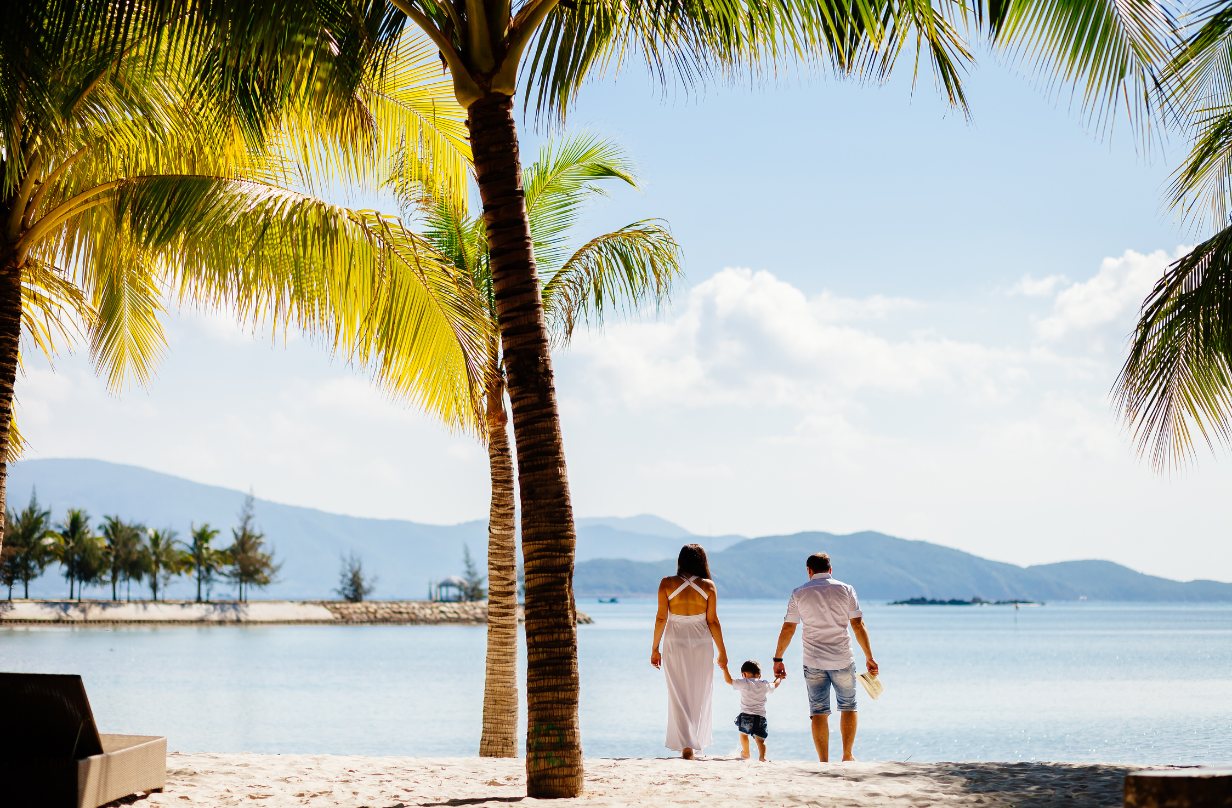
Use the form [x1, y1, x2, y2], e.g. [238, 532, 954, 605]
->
[734, 712, 768, 739]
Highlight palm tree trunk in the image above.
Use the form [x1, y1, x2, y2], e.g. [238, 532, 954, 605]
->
[479, 373, 519, 757]
[468, 93, 582, 798]
[0, 252, 21, 561]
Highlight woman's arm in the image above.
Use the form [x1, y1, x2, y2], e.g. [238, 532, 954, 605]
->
[650, 579, 669, 669]
[705, 581, 728, 669]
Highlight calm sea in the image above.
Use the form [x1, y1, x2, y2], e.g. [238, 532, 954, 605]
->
[2, 600, 1230, 764]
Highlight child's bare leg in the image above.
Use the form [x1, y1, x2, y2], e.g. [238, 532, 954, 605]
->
[739, 734, 750, 759]
[755, 737, 767, 762]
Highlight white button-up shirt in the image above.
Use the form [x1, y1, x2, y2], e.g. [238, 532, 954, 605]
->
[784, 573, 863, 669]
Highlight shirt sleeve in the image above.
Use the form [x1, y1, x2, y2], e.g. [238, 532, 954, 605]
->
[784, 590, 801, 624]
[848, 586, 863, 619]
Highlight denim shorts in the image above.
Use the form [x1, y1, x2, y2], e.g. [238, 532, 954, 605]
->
[804, 663, 857, 715]
[734, 712, 768, 739]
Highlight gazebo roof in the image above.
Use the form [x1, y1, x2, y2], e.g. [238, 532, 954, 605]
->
[439, 575, 468, 587]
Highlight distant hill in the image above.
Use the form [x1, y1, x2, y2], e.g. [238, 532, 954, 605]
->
[574, 532, 1232, 602]
[14, 459, 1228, 603]
[9, 459, 715, 600]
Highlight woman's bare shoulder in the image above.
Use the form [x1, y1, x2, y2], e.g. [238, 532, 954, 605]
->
[658, 575, 681, 588]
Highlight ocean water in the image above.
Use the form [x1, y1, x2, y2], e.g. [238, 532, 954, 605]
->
[2, 600, 1230, 764]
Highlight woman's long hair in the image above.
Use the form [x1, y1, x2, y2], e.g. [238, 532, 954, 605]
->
[677, 544, 712, 580]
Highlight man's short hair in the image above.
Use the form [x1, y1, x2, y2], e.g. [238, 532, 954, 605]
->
[740, 660, 761, 676]
[807, 553, 831, 573]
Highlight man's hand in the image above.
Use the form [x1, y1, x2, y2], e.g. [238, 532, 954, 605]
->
[650, 649, 662, 669]
[773, 660, 786, 680]
[866, 657, 879, 676]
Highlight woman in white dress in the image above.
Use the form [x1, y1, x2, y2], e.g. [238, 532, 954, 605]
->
[650, 544, 729, 759]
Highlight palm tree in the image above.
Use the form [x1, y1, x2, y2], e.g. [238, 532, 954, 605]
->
[226, 495, 280, 603]
[2, 491, 54, 598]
[416, 133, 681, 757]
[1114, 4, 1232, 468]
[99, 516, 145, 602]
[144, 528, 189, 601]
[0, 2, 486, 561]
[188, 523, 229, 603]
[383, 0, 1169, 789]
[53, 509, 104, 601]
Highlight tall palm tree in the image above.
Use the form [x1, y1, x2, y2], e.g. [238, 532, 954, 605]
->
[1115, 3, 1232, 468]
[189, 523, 229, 603]
[2, 491, 53, 598]
[144, 528, 189, 601]
[100, 516, 144, 601]
[385, 0, 1169, 789]
[0, 2, 487, 559]
[418, 133, 681, 757]
[54, 509, 104, 601]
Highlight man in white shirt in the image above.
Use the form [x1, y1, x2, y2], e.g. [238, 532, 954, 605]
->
[772, 552, 878, 762]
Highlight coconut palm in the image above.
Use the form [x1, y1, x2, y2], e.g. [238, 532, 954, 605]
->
[0, 2, 488, 561]
[381, 0, 1170, 787]
[99, 516, 145, 601]
[188, 523, 230, 603]
[53, 509, 105, 601]
[415, 133, 681, 757]
[143, 528, 189, 601]
[1114, 4, 1232, 468]
[1, 491, 54, 599]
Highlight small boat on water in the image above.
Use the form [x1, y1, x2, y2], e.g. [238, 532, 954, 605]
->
[597, 597, 619, 604]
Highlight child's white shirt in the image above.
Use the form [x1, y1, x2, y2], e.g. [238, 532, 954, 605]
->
[731, 677, 775, 717]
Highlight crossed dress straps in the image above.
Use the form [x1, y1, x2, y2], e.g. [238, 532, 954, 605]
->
[668, 575, 709, 600]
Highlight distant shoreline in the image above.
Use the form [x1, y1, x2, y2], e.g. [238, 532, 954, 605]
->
[0, 599, 594, 626]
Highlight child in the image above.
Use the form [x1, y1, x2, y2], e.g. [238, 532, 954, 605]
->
[721, 659, 781, 761]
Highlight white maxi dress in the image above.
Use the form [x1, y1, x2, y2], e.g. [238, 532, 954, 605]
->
[663, 575, 714, 753]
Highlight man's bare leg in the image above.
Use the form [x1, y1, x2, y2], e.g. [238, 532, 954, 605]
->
[840, 711, 858, 761]
[739, 735, 750, 759]
[810, 714, 830, 762]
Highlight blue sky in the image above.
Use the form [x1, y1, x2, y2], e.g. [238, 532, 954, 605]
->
[17, 55, 1232, 584]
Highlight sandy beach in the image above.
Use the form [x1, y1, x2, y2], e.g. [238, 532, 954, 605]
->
[113, 754, 1141, 808]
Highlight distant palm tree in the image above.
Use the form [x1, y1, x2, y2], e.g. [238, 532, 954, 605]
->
[99, 516, 145, 601]
[54, 509, 104, 601]
[188, 524, 229, 603]
[226, 496, 280, 603]
[2, 491, 54, 598]
[144, 529, 188, 601]
[416, 133, 682, 757]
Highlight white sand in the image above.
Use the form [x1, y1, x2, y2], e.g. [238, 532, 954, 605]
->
[1, 600, 336, 622]
[118, 753, 1138, 807]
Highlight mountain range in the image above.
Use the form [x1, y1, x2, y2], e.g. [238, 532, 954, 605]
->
[9, 458, 1230, 602]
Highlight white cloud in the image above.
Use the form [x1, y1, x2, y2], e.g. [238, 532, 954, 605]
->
[1035, 248, 1182, 342]
[1010, 274, 1067, 296]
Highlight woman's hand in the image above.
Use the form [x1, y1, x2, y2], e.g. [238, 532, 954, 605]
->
[651, 649, 662, 669]
[716, 650, 728, 669]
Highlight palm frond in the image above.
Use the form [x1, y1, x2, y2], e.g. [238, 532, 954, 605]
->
[101, 173, 488, 433]
[981, 0, 1174, 142]
[541, 220, 683, 344]
[525, 133, 638, 275]
[520, 0, 976, 123]
[1114, 228, 1232, 469]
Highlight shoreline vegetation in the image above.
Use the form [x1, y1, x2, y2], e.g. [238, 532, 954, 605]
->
[889, 597, 1042, 606]
[0, 599, 593, 625]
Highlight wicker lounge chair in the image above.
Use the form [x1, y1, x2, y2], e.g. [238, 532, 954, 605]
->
[0, 672, 166, 807]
